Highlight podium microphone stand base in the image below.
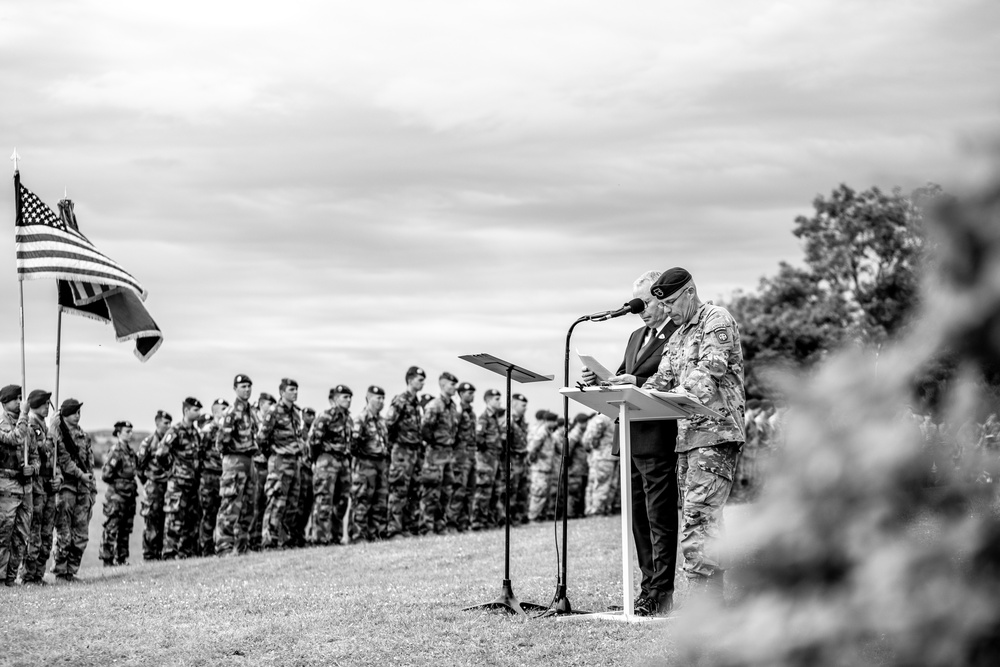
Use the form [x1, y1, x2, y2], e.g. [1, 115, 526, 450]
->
[538, 585, 591, 618]
[463, 579, 549, 617]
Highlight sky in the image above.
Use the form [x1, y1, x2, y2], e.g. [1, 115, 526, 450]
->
[1, 0, 998, 429]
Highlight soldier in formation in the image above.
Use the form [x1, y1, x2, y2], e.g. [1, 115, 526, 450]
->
[21, 389, 55, 585]
[0, 385, 34, 587]
[52, 398, 95, 582]
[136, 410, 172, 560]
[100, 420, 139, 566]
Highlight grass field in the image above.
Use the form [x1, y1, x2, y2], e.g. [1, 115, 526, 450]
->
[0, 480, 760, 666]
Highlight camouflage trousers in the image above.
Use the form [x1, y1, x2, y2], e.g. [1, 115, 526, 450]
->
[677, 443, 739, 580]
[311, 453, 351, 545]
[54, 484, 95, 578]
[291, 462, 313, 547]
[198, 472, 221, 557]
[567, 474, 587, 519]
[350, 457, 388, 542]
[386, 445, 422, 537]
[249, 458, 268, 551]
[585, 458, 619, 516]
[528, 468, 556, 522]
[262, 454, 300, 549]
[100, 488, 136, 565]
[471, 450, 500, 530]
[0, 480, 32, 584]
[417, 444, 456, 535]
[445, 446, 475, 531]
[215, 454, 258, 556]
[496, 453, 529, 525]
[22, 487, 55, 582]
[163, 479, 200, 559]
[140, 479, 166, 560]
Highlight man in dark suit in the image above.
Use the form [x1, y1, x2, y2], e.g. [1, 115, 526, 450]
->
[582, 269, 679, 616]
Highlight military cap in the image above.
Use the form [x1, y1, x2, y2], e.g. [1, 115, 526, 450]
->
[303, 407, 316, 416]
[212, 398, 230, 408]
[419, 393, 434, 407]
[329, 385, 353, 398]
[405, 366, 427, 381]
[484, 388, 501, 400]
[183, 397, 203, 409]
[512, 393, 528, 403]
[27, 389, 51, 409]
[60, 398, 83, 417]
[457, 381, 476, 393]
[258, 392, 276, 404]
[650, 267, 693, 300]
[367, 385, 385, 397]
[535, 409, 548, 420]
[279, 377, 298, 391]
[573, 412, 591, 426]
[233, 373, 253, 387]
[0, 384, 21, 404]
[440, 371, 459, 383]
[113, 420, 133, 432]
[155, 409, 173, 422]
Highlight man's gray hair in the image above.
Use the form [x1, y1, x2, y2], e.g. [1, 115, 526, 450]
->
[633, 270, 662, 292]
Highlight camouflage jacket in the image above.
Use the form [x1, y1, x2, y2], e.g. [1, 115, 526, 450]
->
[0, 408, 29, 473]
[27, 412, 56, 493]
[217, 397, 259, 456]
[137, 432, 170, 484]
[385, 391, 422, 448]
[54, 421, 95, 492]
[260, 401, 304, 458]
[642, 301, 746, 452]
[309, 405, 353, 459]
[564, 421, 591, 477]
[455, 401, 476, 452]
[159, 421, 202, 484]
[508, 414, 528, 455]
[352, 408, 388, 459]
[421, 395, 459, 448]
[583, 414, 616, 461]
[527, 423, 557, 473]
[476, 407, 504, 454]
[199, 419, 223, 475]
[101, 440, 139, 495]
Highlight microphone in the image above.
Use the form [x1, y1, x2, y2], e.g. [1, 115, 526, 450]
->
[587, 298, 645, 322]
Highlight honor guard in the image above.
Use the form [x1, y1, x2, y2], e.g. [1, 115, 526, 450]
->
[385, 366, 426, 539]
[259, 379, 303, 549]
[52, 398, 95, 582]
[21, 389, 56, 584]
[309, 386, 354, 545]
[350, 386, 389, 542]
[215, 375, 260, 556]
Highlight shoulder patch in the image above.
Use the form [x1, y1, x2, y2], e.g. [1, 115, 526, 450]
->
[712, 327, 731, 343]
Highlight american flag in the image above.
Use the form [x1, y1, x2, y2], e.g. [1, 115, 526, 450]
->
[15, 177, 147, 300]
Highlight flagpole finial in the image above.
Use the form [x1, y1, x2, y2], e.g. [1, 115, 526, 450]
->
[10, 148, 20, 174]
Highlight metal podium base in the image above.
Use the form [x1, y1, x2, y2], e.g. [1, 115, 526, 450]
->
[463, 579, 549, 617]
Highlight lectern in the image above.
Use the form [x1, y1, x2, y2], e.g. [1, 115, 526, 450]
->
[558, 385, 722, 622]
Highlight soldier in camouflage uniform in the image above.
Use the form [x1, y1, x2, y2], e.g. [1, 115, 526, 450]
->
[497, 393, 530, 525]
[160, 398, 203, 559]
[527, 411, 559, 522]
[215, 375, 260, 556]
[260, 379, 303, 549]
[21, 389, 57, 584]
[584, 413, 618, 516]
[350, 386, 389, 542]
[52, 398, 96, 582]
[385, 366, 426, 539]
[291, 407, 316, 548]
[0, 385, 35, 586]
[197, 399, 227, 556]
[417, 372, 460, 535]
[446, 382, 477, 532]
[471, 389, 504, 531]
[136, 410, 172, 560]
[99, 420, 139, 566]
[249, 392, 275, 551]
[558, 413, 592, 519]
[309, 386, 354, 546]
[642, 268, 745, 601]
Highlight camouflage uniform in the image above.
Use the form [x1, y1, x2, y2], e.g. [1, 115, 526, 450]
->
[215, 397, 259, 556]
[417, 394, 458, 535]
[22, 413, 56, 583]
[385, 391, 423, 538]
[471, 407, 503, 530]
[350, 408, 389, 542]
[584, 414, 618, 516]
[0, 407, 34, 585]
[498, 414, 530, 524]
[643, 301, 745, 583]
[309, 405, 353, 545]
[560, 419, 591, 519]
[198, 418, 223, 556]
[446, 400, 477, 532]
[53, 420, 96, 579]
[99, 438, 139, 565]
[249, 406, 269, 551]
[259, 401, 303, 549]
[136, 431, 169, 560]
[292, 445, 313, 548]
[161, 421, 202, 559]
[527, 423, 557, 521]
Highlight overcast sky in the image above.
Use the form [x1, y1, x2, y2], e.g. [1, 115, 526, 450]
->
[1, 0, 998, 429]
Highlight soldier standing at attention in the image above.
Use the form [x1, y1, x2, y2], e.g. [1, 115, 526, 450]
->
[309, 386, 354, 545]
[21, 389, 56, 585]
[197, 399, 227, 557]
[215, 375, 259, 556]
[0, 385, 34, 587]
[350, 386, 389, 542]
[642, 267, 746, 602]
[527, 411, 559, 522]
[500, 394, 531, 525]
[136, 410, 172, 561]
[559, 413, 593, 520]
[446, 382, 477, 533]
[471, 389, 503, 531]
[99, 421, 139, 567]
[583, 413, 618, 516]
[260, 379, 303, 549]
[418, 372, 460, 535]
[52, 398, 95, 582]
[249, 392, 275, 551]
[160, 398, 204, 559]
[291, 407, 316, 548]
[385, 366, 426, 539]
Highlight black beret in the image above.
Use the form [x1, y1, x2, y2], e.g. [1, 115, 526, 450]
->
[279, 377, 298, 391]
[183, 397, 203, 409]
[258, 393, 276, 404]
[27, 389, 51, 409]
[367, 385, 385, 397]
[419, 393, 434, 407]
[303, 407, 316, 416]
[60, 398, 83, 417]
[512, 393, 528, 403]
[405, 366, 427, 381]
[233, 374, 253, 387]
[440, 371, 458, 383]
[573, 412, 591, 426]
[330, 385, 353, 398]
[0, 384, 21, 404]
[212, 398, 230, 408]
[650, 267, 692, 300]
[155, 409, 173, 422]
[483, 389, 501, 400]
[113, 420, 133, 433]
[457, 382, 476, 393]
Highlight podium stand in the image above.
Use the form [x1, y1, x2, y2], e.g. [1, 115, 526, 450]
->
[460, 353, 554, 617]
[558, 385, 721, 622]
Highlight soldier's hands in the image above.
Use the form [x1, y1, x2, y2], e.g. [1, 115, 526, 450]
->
[20, 398, 29, 415]
[581, 367, 597, 386]
[607, 374, 637, 385]
[21, 464, 35, 477]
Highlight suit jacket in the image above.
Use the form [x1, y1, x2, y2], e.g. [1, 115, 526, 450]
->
[611, 322, 678, 458]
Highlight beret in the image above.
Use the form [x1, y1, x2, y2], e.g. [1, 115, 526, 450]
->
[155, 409, 173, 422]
[303, 407, 316, 416]
[405, 366, 427, 381]
[258, 393, 276, 404]
[457, 382, 476, 393]
[183, 397, 203, 409]
[483, 389, 501, 400]
[330, 385, 353, 398]
[233, 374, 253, 387]
[440, 371, 459, 383]
[279, 377, 298, 391]
[60, 398, 83, 417]
[367, 385, 386, 397]
[512, 393, 528, 403]
[27, 389, 51, 409]
[114, 420, 133, 431]
[212, 398, 230, 408]
[650, 267, 692, 300]
[0, 384, 21, 404]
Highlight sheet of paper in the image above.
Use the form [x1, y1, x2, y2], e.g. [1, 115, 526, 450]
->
[576, 349, 615, 382]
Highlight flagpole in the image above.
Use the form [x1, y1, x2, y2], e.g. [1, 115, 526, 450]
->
[12, 151, 28, 466]
[54, 304, 63, 414]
